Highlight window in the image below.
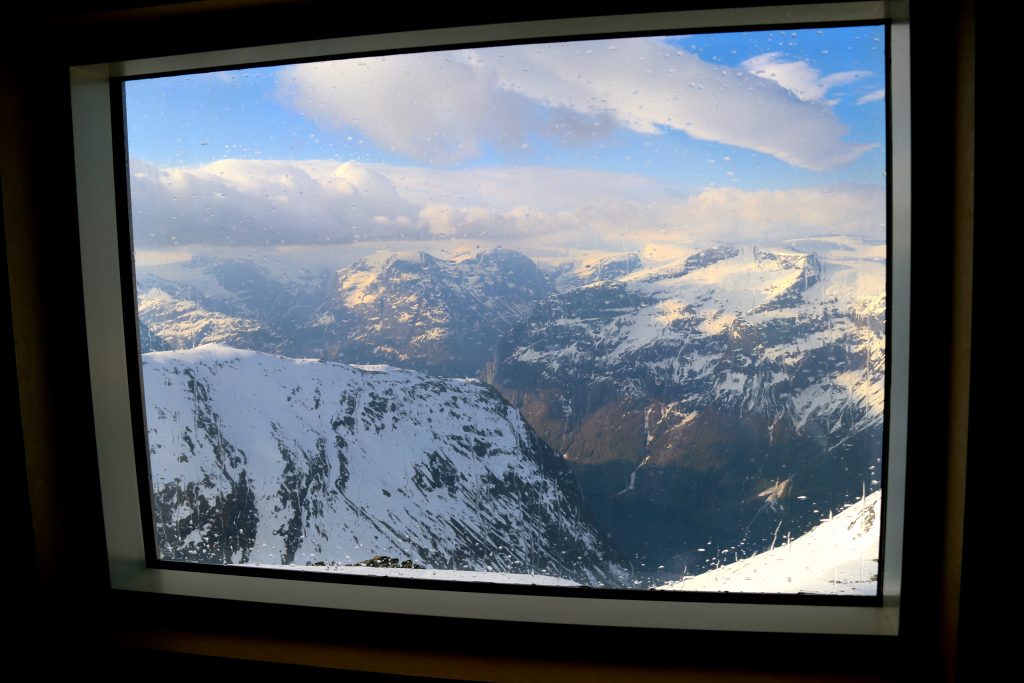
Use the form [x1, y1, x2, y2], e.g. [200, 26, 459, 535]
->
[72, 2, 909, 634]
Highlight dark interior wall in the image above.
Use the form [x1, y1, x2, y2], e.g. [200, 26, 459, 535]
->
[2, 2, 977, 679]
[1, 48, 107, 602]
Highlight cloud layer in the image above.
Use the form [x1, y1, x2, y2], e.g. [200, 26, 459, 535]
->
[277, 38, 873, 171]
[741, 52, 870, 104]
[130, 158, 884, 250]
[129, 159, 425, 247]
[856, 89, 886, 105]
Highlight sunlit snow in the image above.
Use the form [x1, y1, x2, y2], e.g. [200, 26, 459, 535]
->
[658, 490, 881, 595]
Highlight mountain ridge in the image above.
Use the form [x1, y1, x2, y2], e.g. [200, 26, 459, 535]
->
[137, 238, 884, 582]
[143, 345, 626, 586]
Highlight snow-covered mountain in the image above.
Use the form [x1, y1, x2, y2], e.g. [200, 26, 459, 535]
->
[657, 489, 881, 595]
[487, 237, 885, 577]
[143, 345, 624, 586]
[306, 248, 552, 376]
[137, 249, 551, 377]
[135, 238, 885, 584]
[551, 252, 645, 290]
[136, 255, 329, 354]
[138, 287, 282, 351]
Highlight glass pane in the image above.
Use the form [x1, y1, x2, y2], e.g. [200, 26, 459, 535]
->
[126, 25, 887, 594]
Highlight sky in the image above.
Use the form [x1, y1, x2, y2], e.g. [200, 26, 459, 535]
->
[126, 25, 887, 262]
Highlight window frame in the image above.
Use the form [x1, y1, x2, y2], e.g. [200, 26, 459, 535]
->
[71, 0, 910, 635]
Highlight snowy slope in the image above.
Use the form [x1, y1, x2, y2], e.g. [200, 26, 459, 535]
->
[657, 490, 881, 595]
[143, 345, 624, 586]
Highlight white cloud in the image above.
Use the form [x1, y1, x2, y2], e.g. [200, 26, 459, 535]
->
[674, 185, 886, 242]
[278, 39, 873, 172]
[418, 204, 512, 238]
[276, 53, 534, 165]
[741, 52, 871, 103]
[380, 164, 669, 212]
[129, 158, 424, 247]
[857, 89, 886, 105]
[130, 158, 884, 250]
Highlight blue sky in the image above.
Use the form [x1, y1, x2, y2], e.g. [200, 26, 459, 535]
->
[126, 25, 886, 251]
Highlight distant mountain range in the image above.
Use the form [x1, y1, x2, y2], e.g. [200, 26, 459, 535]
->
[137, 237, 885, 584]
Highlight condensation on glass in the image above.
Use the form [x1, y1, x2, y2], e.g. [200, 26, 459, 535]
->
[125, 24, 888, 595]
